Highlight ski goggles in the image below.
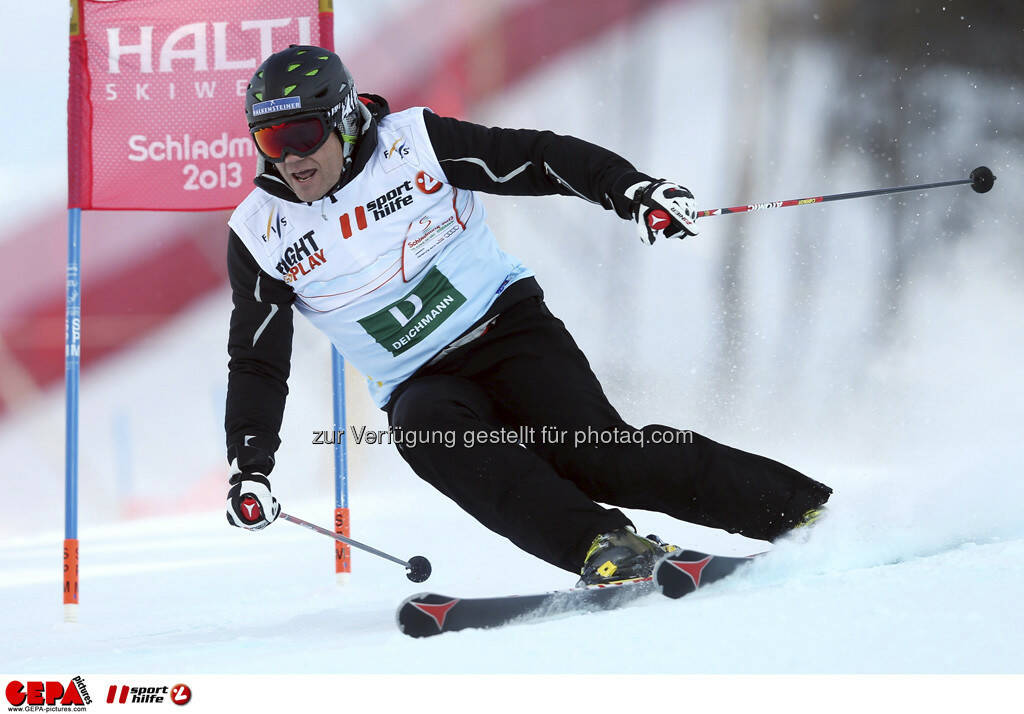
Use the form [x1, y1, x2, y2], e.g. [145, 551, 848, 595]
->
[252, 114, 331, 162]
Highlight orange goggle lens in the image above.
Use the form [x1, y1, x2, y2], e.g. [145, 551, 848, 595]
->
[252, 116, 328, 161]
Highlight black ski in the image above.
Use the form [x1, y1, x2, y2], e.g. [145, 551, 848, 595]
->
[654, 549, 759, 599]
[396, 550, 759, 638]
[397, 578, 654, 638]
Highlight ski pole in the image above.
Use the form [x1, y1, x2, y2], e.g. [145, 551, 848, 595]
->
[697, 165, 995, 218]
[279, 511, 432, 582]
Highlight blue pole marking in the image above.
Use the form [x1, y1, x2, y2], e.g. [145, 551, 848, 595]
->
[331, 347, 348, 509]
[65, 208, 81, 540]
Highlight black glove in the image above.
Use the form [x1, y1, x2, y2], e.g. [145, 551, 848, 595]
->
[625, 179, 699, 244]
[225, 443, 280, 530]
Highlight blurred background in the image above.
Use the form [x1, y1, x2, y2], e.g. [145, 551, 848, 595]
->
[0, 0, 1020, 541]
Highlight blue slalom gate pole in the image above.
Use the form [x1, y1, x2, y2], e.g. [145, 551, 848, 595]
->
[64, 208, 82, 622]
[331, 347, 350, 582]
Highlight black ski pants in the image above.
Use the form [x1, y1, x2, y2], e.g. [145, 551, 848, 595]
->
[386, 295, 832, 574]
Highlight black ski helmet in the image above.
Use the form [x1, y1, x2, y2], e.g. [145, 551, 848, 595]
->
[245, 45, 364, 147]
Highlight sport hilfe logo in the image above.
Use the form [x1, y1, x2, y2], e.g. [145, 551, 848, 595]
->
[6, 678, 92, 707]
[171, 684, 192, 706]
[415, 170, 442, 194]
[105, 683, 191, 705]
[107, 685, 167, 704]
[339, 180, 416, 238]
[339, 205, 368, 239]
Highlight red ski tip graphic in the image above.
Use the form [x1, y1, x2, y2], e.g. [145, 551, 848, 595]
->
[411, 598, 460, 631]
[667, 555, 713, 587]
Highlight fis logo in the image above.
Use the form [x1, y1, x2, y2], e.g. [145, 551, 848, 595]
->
[384, 139, 410, 160]
[6, 677, 92, 708]
[275, 230, 328, 284]
[380, 130, 415, 172]
[262, 209, 289, 242]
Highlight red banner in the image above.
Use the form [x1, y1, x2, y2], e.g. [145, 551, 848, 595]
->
[69, 0, 333, 211]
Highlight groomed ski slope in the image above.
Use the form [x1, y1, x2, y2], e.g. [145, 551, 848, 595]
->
[2, 475, 1022, 674]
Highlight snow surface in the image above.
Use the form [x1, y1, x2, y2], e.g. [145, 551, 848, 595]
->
[2, 480, 1022, 674]
[3, 0, 1023, 680]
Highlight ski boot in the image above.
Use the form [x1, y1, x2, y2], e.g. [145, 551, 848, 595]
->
[577, 527, 678, 587]
[794, 506, 827, 530]
[775, 506, 829, 544]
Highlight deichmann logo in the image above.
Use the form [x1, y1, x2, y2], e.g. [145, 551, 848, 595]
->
[358, 267, 466, 356]
[6, 677, 92, 709]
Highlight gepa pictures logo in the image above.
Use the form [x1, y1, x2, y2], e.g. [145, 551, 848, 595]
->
[6, 677, 92, 709]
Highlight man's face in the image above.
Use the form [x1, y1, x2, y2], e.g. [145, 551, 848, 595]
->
[280, 131, 345, 202]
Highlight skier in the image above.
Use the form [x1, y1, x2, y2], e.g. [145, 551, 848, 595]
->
[225, 46, 831, 586]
